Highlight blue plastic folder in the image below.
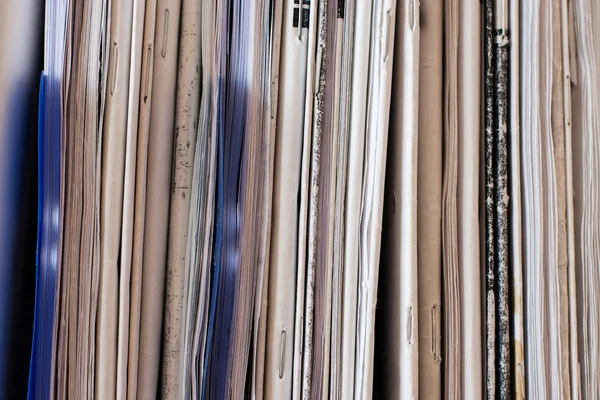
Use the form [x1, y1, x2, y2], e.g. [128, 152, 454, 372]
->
[28, 71, 61, 400]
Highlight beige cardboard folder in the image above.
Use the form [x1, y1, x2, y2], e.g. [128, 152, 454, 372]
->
[126, 0, 158, 398]
[442, 0, 461, 395]
[97, 0, 134, 396]
[252, 0, 283, 395]
[160, 0, 201, 396]
[561, 0, 581, 396]
[509, 0, 526, 397]
[417, 0, 443, 398]
[116, 0, 147, 397]
[550, 0, 573, 395]
[137, 0, 181, 398]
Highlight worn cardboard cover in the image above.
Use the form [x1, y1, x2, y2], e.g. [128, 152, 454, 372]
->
[160, 0, 202, 396]
[97, 0, 134, 396]
[115, 0, 146, 397]
[136, 1, 181, 398]
[126, 1, 158, 398]
[417, 0, 443, 397]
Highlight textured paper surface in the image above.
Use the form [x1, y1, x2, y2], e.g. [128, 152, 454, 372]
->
[301, 0, 329, 394]
[550, 0, 572, 395]
[521, 1, 566, 396]
[54, 0, 107, 397]
[572, 0, 600, 396]
[442, 0, 461, 395]
[560, 0, 581, 396]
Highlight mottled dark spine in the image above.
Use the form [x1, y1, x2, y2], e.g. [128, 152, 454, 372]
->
[494, 28, 511, 400]
[293, 0, 311, 28]
[484, 0, 497, 398]
[337, 0, 344, 18]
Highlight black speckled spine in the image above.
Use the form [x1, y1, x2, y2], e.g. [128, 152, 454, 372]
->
[484, 0, 496, 398]
[494, 27, 511, 400]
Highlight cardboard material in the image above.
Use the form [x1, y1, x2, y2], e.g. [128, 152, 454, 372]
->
[417, 0, 443, 397]
[136, 1, 181, 398]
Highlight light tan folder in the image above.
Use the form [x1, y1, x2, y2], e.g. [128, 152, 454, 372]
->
[551, 0, 574, 395]
[417, 0, 443, 398]
[127, 0, 158, 398]
[441, 0, 463, 396]
[97, 0, 134, 396]
[56, 0, 107, 397]
[561, 0, 581, 397]
[137, 0, 181, 398]
[253, 0, 283, 396]
[160, 0, 201, 397]
[570, 0, 598, 395]
[116, 0, 147, 397]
